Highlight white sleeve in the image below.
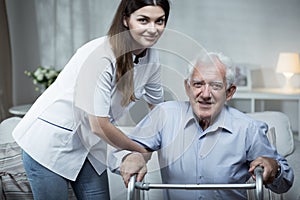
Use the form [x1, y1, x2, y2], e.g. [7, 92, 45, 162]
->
[143, 64, 164, 105]
[74, 56, 114, 117]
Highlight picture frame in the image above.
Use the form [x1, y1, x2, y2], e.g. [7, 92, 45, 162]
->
[235, 65, 252, 91]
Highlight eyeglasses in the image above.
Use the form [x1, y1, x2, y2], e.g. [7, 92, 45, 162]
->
[189, 80, 225, 91]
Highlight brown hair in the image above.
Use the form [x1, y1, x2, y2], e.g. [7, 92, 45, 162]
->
[107, 0, 170, 106]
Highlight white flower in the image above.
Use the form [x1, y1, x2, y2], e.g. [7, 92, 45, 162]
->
[25, 66, 61, 92]
[46, 70, 57, 79]
[33, 67, 43, 77]
[36, 74, 44, 81]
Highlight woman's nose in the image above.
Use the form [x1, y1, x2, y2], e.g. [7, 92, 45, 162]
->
[147, 23, 157, 33]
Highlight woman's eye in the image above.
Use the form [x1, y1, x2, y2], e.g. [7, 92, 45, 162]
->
[156, 18, 165, 25]
[138, 18, 148, 24]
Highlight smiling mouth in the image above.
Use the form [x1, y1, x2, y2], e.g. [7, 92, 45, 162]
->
[143, 36, 158, 41]
[198, 101, 213, 106]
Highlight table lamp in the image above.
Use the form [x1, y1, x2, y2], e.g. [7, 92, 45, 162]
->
[276, 52, 300, 90]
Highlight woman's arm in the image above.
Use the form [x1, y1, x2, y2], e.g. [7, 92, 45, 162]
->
[89, 116, 148, 153]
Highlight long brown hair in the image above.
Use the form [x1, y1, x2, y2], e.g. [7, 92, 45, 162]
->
[107, 0, 170, 106]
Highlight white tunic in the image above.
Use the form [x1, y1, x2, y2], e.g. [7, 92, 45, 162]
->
[12, 36, 163, 181]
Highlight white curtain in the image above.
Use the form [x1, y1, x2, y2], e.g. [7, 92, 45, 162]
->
[1, 0, 12, 120]
[34, 0, 119, 69]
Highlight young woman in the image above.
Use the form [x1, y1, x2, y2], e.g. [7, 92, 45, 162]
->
[12, 0, 170, 199]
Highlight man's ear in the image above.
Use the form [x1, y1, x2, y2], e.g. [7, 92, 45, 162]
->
[225, 84, 236, 101]
[184, 79, 190, 97]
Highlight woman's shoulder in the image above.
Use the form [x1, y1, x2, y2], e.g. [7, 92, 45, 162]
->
[75, 36, 115, 62]
[145, 48, 160, 62]
[80, 36, 107, 49]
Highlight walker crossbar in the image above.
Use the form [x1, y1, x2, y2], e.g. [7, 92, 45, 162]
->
[127, 166, 264, 200]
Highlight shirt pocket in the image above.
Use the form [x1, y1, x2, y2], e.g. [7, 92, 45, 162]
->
[39, 99, 78, 132]
[37, 100, 79, 145]
[34, 117, 76, 145]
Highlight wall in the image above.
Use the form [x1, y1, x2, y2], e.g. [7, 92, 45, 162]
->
[6, 0, 300, 131]
[166, 0, 300, 88]
[6, 0, 40, 104]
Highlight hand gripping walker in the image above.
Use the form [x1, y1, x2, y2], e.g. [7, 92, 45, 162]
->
[127, 166, 264, 200]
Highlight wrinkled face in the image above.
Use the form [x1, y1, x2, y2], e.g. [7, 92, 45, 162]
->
[123, 6, 166, 53]
[185, 57, 235, 122]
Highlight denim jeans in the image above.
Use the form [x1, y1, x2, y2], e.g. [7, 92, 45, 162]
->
[22, 151, 110, 200]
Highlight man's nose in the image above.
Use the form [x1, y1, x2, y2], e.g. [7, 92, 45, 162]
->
[201, 84, 211, 97]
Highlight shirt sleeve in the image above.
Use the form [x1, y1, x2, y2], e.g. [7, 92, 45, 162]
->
[108, 105, 165, 173]
[247, 121, 294, 193]
[74, 56, 114, 117]
[267, 157, 294, 193]
[143, 64, 164, 105]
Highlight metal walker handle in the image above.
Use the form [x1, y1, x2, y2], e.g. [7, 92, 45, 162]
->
[128, 166, 264, 200]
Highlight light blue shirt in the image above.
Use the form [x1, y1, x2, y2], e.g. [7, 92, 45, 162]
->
[116, 101, 294, 200]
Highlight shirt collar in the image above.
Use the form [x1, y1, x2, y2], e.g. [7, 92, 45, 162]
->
[183, 102, 198, 129]
[184, 103, 233, 134]
[209, 106, 233, 134]
[132, 49, 148, 65]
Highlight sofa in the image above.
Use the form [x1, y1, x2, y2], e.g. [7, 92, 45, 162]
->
[1, 111, 299, 200]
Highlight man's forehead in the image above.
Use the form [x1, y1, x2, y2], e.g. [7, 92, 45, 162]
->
[191, 57, 225, 77]
[192, 64, 223, 78]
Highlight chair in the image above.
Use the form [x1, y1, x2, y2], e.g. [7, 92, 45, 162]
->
[0, 117, 33, 199]
[0, 117, 77, 199]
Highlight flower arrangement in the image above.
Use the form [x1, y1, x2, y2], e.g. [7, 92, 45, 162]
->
[24, 66, 61, 92]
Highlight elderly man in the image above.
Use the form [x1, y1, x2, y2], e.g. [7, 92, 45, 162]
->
[112, 52, 294, 200]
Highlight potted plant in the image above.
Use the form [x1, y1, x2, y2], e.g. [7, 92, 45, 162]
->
[24, 66, 61, 92]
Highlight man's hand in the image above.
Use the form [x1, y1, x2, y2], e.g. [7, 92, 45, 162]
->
[120, 153, 147, 187]
[249, 156, 280, 184]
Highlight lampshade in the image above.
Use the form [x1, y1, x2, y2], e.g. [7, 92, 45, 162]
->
[276, 53, 300, 73]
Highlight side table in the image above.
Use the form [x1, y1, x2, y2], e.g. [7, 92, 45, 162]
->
[9, 104, 32, 116]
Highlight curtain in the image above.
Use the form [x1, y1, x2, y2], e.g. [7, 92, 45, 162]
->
[33, 0, 119, 69]
[0, 0, 12, 121]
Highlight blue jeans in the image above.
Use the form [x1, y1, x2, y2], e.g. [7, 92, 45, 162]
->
[22, 151, 110, 200]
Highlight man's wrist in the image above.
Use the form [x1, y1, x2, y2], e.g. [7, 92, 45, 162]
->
[275, 162, 281, 178]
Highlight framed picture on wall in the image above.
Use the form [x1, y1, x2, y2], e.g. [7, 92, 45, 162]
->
[235, 65, 251, 91]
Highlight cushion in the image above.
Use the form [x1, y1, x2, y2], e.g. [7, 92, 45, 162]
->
[266, 127, 276, 148]
[247, 111, 294, 157]
[0, 117, 22, 144]
[0, 142, 33, 199]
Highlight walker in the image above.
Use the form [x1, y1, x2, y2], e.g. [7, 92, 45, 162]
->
[127, 166, 264, 200]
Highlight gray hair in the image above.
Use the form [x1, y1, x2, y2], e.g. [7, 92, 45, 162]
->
[186, 52, 236, 89]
